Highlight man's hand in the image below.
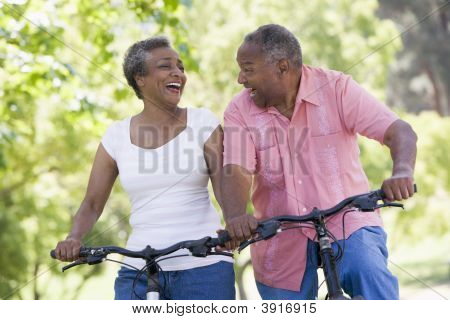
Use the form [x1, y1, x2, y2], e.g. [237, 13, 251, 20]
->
[224, 215, 258, 250]
[382, 119, 417, 202]
[381, 174, 415, 201]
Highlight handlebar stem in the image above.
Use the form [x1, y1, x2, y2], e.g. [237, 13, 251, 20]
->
[313, 216, 346, 300]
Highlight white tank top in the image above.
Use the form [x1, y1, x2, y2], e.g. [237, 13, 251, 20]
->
[101, 108, 232, 271]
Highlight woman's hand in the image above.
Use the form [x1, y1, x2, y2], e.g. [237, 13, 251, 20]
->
[54, 237, 82, 262]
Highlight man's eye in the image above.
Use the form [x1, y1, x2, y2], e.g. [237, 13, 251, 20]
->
[178, 65, 185, 72]
[159, 65, 170, 68]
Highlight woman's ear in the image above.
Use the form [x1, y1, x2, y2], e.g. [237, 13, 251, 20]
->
[135, 75, 145, 87]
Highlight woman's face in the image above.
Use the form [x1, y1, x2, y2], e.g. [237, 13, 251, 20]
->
[136, 47, 187, 107]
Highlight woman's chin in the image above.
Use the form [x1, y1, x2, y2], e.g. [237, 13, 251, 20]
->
[164, 99, 181, 109]
[161, 94, 181, 106]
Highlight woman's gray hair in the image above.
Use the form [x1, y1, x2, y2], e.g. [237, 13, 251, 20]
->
[244, 24, 302, 69]
[123, 36, 171, 100]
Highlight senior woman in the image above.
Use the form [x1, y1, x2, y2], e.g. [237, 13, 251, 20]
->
[53, 36, 235, 300]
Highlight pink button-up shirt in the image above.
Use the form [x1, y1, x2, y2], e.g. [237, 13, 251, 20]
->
[223, 65, 398, 291]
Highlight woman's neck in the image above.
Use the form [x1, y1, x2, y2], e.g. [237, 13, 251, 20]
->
[139, 102, 181, 124]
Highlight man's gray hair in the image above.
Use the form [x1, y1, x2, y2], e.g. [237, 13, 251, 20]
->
[123, 36, 171, 100]
[244, 24, 302, 69]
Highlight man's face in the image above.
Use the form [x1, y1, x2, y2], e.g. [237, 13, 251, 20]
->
[236, 42, 283, 109]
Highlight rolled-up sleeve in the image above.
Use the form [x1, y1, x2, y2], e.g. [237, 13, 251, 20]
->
[337, 74, 399, 144]
[223, 102, 256, 173]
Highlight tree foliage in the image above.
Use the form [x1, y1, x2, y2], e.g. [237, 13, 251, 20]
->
[0, 0, 189, 299]
[359, 112, 450, 242]
[1, 0, 448, 299]
[378, 0, 450, 116]
[180, 0, 400, 111]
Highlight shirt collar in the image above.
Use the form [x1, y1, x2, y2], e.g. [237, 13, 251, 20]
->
[295, 64, 320, 107]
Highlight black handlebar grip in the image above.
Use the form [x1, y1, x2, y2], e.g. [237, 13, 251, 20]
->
[50, 250, 56, 259]
[217, 230, 232, 246]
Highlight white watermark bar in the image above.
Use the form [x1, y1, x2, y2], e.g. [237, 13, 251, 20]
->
[1, 300, 449, 320]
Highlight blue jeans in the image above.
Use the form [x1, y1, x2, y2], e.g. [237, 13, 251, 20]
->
[114, 261, 235, 300]
[256, 226, 399, 300]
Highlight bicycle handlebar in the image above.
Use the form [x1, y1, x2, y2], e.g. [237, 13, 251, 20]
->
[51, 185, 417, 267]
[50, 231, 232, 271]
[238, 184, 417, 251]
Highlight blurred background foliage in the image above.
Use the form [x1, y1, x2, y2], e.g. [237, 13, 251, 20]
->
[0, 0, 449, 299]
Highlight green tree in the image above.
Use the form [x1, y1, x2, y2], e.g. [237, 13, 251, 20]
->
[378, 0, 450, 116]
[0, 0, 189, 299]
[3, 0, 444, 300]
[177, 0, 403, 298]
[179, 0, 400, 112]
[359, 112, 450, 242]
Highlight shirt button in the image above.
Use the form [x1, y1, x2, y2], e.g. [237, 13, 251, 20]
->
[298, 180, 302, 184]
[303, 208, 307, 212]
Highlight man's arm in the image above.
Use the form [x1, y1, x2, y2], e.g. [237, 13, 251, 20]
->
[222, 100, 259, 249]
[221, 164, 257, 250]
[337, 74, 418, 200]
[382, 119, 418, 201]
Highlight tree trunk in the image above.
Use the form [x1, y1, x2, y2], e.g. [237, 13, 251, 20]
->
[33, 262, 41, 300]
[422, 60, 445, 116]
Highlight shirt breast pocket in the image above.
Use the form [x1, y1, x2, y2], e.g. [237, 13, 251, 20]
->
[307, 102, 343, 137]
[256, 145, 285, 187]
[310, 132, 344, 171]
[309, 131, 347, 205]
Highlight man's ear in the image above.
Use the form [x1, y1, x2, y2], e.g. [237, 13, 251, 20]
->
[277, 59, 289, 76]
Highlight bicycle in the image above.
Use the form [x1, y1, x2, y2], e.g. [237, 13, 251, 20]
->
[50, 234, 231, 300]
[235, 185, 417, 300]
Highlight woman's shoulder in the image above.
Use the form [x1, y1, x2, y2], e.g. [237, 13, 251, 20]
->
[102, 117, 130, 139]
[188, 107, 220, 127]
[101, 117, 130, 159]
[105, 116, 130, 131]
[186, 108, 221, 144]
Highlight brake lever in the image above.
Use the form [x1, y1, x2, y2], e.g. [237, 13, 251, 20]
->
[62, 259, 87, 272]
[257, 221, 281, 240]
[238, 238, 257, 253]
[209, 251, 234, 257]
[376, 202, 404, 210]
[238, 220, 281, 253]
[86, 255, 105, 265]
[188, 237, 214, 257]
